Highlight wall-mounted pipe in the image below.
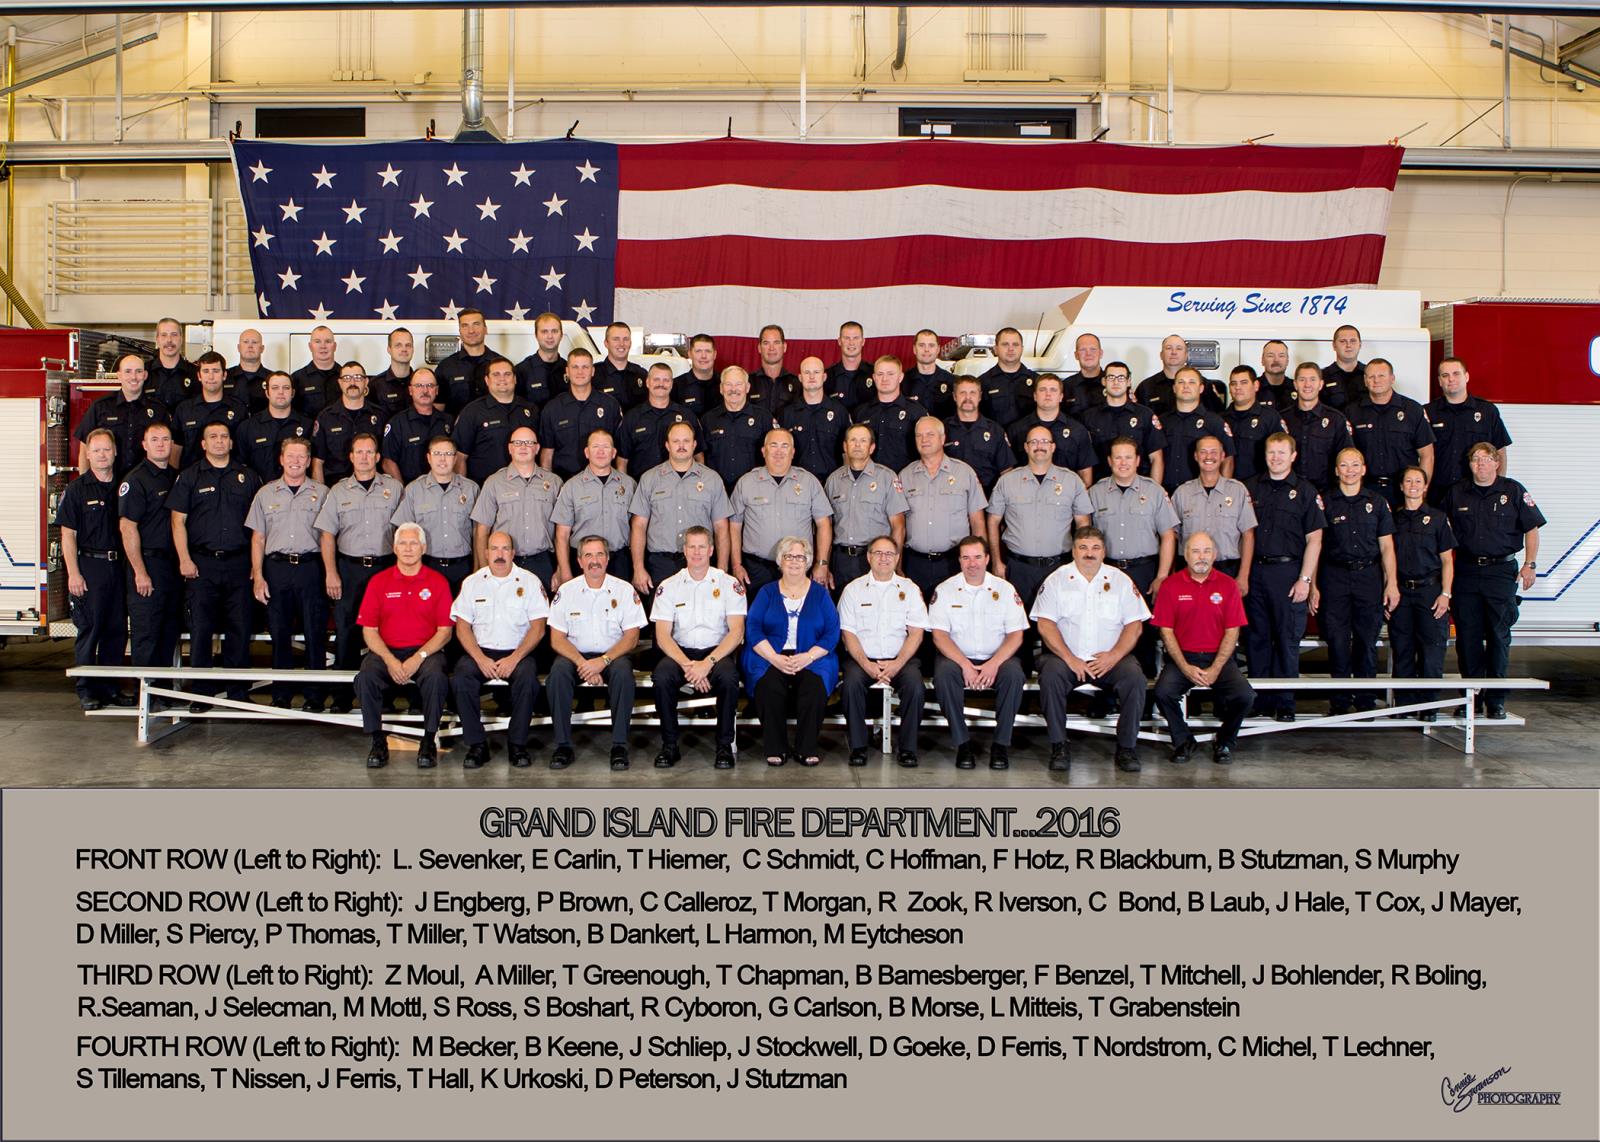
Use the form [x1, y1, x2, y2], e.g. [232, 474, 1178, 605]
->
[453, 8, 501, 141]
[893, 7, 907, 72]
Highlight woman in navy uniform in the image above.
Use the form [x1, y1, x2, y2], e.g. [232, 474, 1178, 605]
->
[1310, 447, 1398, 715]
[1387, 466, 1455, 721]
[59, 429, 133, 710]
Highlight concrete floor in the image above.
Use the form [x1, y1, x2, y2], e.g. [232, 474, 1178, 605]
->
[3, 639, 1597, 789]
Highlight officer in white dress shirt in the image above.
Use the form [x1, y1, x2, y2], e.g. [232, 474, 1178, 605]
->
[837, 536, 929, 769]
[1032, 526, 1151, 776]
[928, 535, 1029, 771]
[546, 535, 649, 772]
[450, 531, 551, 771]
[650, 526, 747, 771]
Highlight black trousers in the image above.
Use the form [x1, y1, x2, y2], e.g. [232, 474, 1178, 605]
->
[1244, 560, 1307, 713]
[264, 556, 329, 704]
[1319, 562, 1383, 709]
[933, 655, 1024, 747]
[127, 553, 181, 668]
[1109, 556, 1160, 677]
[332, 555, 390, 683]
[1389, 580, 1449, 706]
[423, 554, 473, 600]
[840, 658, 924, 752]
[1002, 551, 1064, 614]
[512, 551, 556, 591]
[546, 655, 635, 746]
[1039, 653, 1146, 752]
[1452, 560, 1519, 712]
[452, 649, 541, 746]
[355, 646, 447, 735]
[904, 549, 957, 603]
[653, 648, 741, 747]
[645, 550, 686, 589]
[1153, 649, 1255, 749]
[72, 557, 127, 700]
[743, 553, 780, 596]
[188, 551, 252, 698]
[830, 544, 870, 597]
[753, 668, 828, 758]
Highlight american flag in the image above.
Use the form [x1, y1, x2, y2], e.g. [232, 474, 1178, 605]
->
[233, 138, 1402, 364]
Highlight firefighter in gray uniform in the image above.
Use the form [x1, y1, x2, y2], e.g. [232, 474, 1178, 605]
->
[730, 429, 834, 595]
[1089, 437, 1180, 678]
[552, 428, 636, 585]
[987, 424, 1094, 611]
[629, 421, 733, 592]
[314, 432, 402, 711]
[824, 424, 909, 593]
[470, 425, 562, 586]
[391, 435, 479, 598]
[1171, 435, 1258, 582]
[247, 437, 331, 710]
[899, 417, 988, 602]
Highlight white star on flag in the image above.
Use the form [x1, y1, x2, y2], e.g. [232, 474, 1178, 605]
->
[442, 163, 468, 186]
[506, 302, 530, 321]
[477, 197, 502, 220]
[472, 270, 497, 294]
[251, 225, 274, 249]
[440, 299, 463, 320]
[258, 292, 272, 314]
[279, 198, 303, 221]
[510, 164, 536, 186]
[508, 231, 533, 253]
[576, 159, 600, 183]
[312, 232, 337, 256]
[309, 301, 333, 321]
[408, 265, 433, 289]
[376, 163, 402, 187]
[378, 230, 404, 253]
[342, 199, 367, 224]
[249, 160, 272, 183]
[443, 230, 469, 253]
[374, 300, 399, 321]
[410, 194, 433, 218]
[544, 193, 566, 216]
[278, 266, 301, 290]
[540, 266, 565, 290]
[572, 299, 596, 322]
[574, 228, 598, 252]
[312, 165, 337, 188]
[342, 269, 366, 294]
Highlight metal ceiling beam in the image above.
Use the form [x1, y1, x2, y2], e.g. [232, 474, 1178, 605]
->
[1556, 23, 1600, 63]
[0, 31, 159, 99]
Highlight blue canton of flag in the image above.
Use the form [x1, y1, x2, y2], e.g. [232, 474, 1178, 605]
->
[231, 138, 617, 326]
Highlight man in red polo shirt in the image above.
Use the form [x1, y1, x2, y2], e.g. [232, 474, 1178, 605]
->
[355, 520, 454, 769]
[1150, 530, 1255, 766]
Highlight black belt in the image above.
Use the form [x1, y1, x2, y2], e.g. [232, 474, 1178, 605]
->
[267, 551, 317, 564]
[1330, 558, 1376, 571]
[1256, 555, 1298, 565]
[140, 548, 176, 560]
[1370, 475, 1396, 484]
[78, 549, 120, 562]
[834, 543, 869, 557]
[196, 547, 246, 558]
[426, 554, 470, 566]
[338, 553, 387, 568]
[1400, 575, 1441, 590]
[1465, 554, 1515, 567]
[908, 548, 952, 559]
[1109, 555, 1156, 570]
[1006, 551, 1062, 567]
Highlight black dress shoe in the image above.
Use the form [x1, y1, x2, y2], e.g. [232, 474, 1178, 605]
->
[366, 735, 389, 769]
[1416, 710, 1437, 723]
[714, 745, 735, 770]
[1115, 748, 1141, 773]
[1048, 742, 1071, 772]
[989, 743, 1009, 771]
[610, 745, 630, 771]
[189, 700, 207, 714]
[955, 743, 976, 770]
[271, 696, 294, 710]
[326, 699, 350, 715]
[107, 692, 137, 708]
[1170, 738, 1195, 765]
[463, 742, 490, 769]
[416, 734, 438, 769]
[508, 744, 532, 768]
[1212, 742, 1233, 766]
[1274, 709, 1296, 723]
[1326, 702, 1350, 718]
[849, 748, 869, 767]
[897, 750, 918, 769]
[654, 745, 681, 769]
[1486, 707, 1507, 720]
[550, 745, 575, 770]
[79, 696, 104, 712]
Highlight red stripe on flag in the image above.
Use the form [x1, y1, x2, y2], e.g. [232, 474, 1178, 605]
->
[616, 234, 1389, 292]
[617, 140, 1404, 194]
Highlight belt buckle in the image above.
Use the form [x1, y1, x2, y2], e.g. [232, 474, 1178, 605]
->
[105, 550, 120, 563]
[284, 552, 301, 565]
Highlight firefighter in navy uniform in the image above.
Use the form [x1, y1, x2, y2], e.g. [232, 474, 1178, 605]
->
[291, 325, 342, 417]
[75, 352, 170, 479]
[1347, 358, 1434, 508]
[537, 349, 624, 480]
[1007, 373, 1096, 484]
[1137, 334, 1225, 414]
[619, 363, 702, 475]
[514, 312, 567, 406]
[1319, 324, 1367, 411]
[238, 371, 312, 484]
[1223, 365, 1285, 484]
[436, 308, 499, 411]
[943, 378, 1014, 494]
[1444, 441, 1544, 718]
[749, 324, 799, 413]
[246, 437, 330, 710]
[173, 352, 248, 468]
[1310, 447, 1399, 715]
[171, 421, 264, 705]
[1081, 362, 1168, 486]
[454, 357, 538, 484]
[850, 357, 920, 473]
[673, 334, 721, 418]
[905, 329, 958, 419]
[1060, 332, 1108, 416]
[1282, 361, 1352, 492]
[780, 357, 851, 482]
[311, 362, 386, 487]
[59, 428, 134, 710]
[702, 367, 773, 493]
[1158, 368, 1235, 494]
[380, 368, 454, 485]
[148, 317, 197, 409]
[118, 421, 182, 674]
[225, 327, 270, 411]
[976, 327, 1037, 426]
[1426, 357, 1512, 503]
[1243, 432, 1325, 721]
[593, 322, 648, 409]
[366, 327, 417, 417]
[1389, 465, 1456, 721]
[825, 321, 874, 407]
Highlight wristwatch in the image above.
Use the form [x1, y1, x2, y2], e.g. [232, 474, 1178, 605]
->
[1298, 575, 1312, 584]
[1524, 561, 1537, 570]
[601, 653, 612, 666]
[416, 650, 429, 661]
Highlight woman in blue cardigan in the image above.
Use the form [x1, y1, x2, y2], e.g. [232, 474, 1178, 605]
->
[741, 534, 840, 766]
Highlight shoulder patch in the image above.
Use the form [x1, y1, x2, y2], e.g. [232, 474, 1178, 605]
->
[1523, 491, 1536, 507]
[118, 482, 130, 497]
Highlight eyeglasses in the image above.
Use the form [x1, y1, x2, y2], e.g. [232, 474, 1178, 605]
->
[509, 440, 538, 448]
[868, 549, 897, 558]
[780, 553, 809, 562]
[341, 373, 367, 381]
